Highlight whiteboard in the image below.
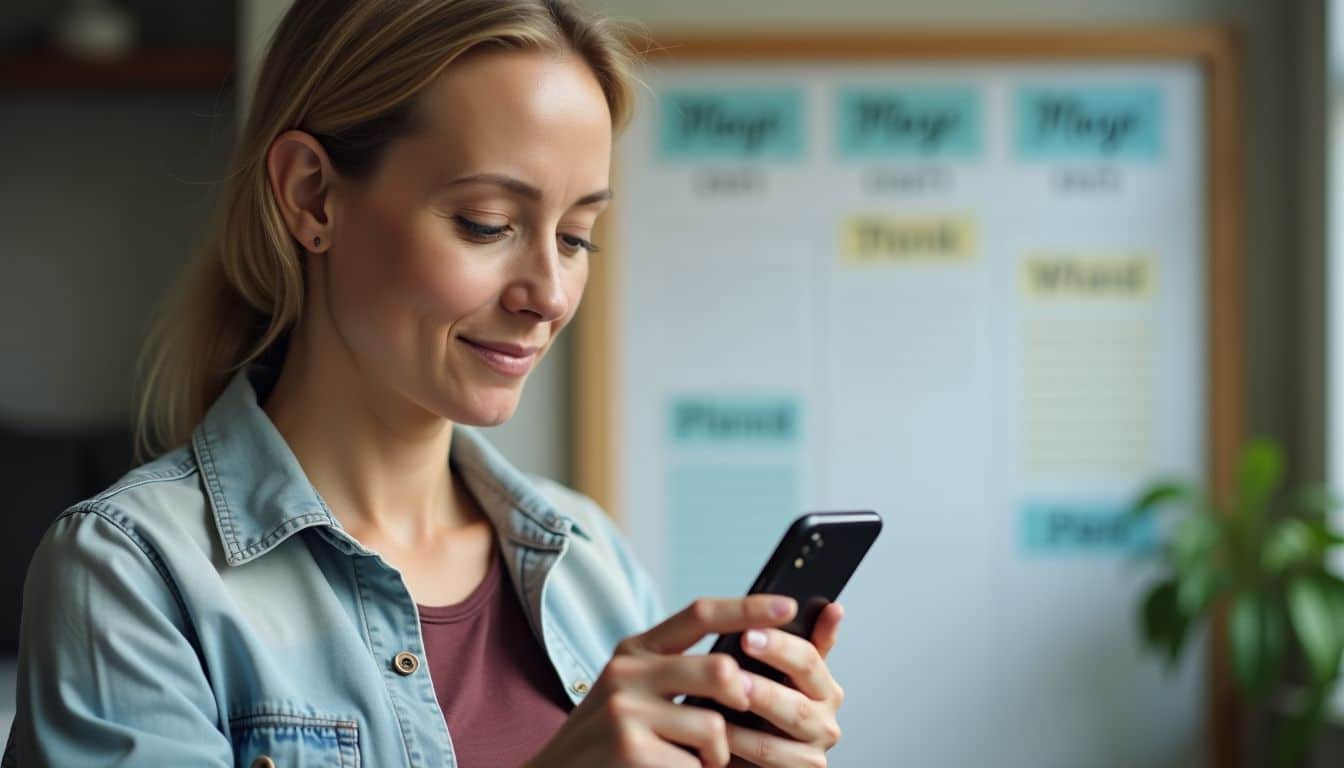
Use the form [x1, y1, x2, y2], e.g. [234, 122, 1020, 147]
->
[582, 33, 1243, 768]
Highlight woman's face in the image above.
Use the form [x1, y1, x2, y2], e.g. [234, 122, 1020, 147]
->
[322, 50, 612, 426]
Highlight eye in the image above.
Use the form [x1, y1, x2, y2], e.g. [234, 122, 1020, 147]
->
[453, 215, 511, 242]
[559, 233, 601, 255]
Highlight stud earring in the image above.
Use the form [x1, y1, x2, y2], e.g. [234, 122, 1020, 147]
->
[313, 236, 322, 247]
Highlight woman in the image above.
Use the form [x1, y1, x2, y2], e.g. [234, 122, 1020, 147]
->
[5, 1, 846, 766]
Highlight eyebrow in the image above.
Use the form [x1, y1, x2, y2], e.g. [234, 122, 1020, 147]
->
[442, 172, 613, 207]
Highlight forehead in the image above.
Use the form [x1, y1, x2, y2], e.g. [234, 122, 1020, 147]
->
[390, 49, 613, 187]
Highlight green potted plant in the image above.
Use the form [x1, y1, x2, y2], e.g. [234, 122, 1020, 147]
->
[1131, 439, 1344, 766]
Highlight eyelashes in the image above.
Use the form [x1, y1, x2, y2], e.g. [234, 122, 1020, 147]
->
[560, 233, 601, 254]
[453, 215, 600, 255]
[453, 215, 509, 241]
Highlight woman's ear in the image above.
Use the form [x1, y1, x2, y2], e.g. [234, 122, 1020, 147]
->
[267, 130, 337, 254]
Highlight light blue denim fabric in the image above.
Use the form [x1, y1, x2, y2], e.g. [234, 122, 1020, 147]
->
[3, 365, 664, 767]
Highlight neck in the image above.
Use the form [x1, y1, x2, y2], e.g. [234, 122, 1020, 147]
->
[262, 318, 475, 549]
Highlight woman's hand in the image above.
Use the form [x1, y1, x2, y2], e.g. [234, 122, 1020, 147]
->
[727, 602, 846, 768]
[524, 595, 800, 768]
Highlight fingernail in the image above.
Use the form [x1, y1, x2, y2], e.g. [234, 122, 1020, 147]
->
[745, 629, 767, 651]
[740, 671, 753, 698]
[770, 598, 793, 619]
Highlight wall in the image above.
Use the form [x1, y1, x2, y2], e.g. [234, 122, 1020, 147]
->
[246, 0, 1307, 489]
[0, 1, 236, 433]
[0, 92, 235, 429]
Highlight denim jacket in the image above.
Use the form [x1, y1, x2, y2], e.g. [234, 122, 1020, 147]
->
[3, 365, 664, 767]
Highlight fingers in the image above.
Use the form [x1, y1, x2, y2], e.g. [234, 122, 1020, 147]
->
[645, 698, 733, 767]
[636, 596, 797, 655]
[811, 602, 844, 659]
[602, 652, 752, 711]
[601, 691, 731, 767]
[740, 628, 841, 703]
[740, 672, 840, 747]
[726, 722, 831, 768]
[616, 728, 703, 768]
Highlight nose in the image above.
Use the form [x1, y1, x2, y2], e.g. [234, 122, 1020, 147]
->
[502, 234, 569, 322]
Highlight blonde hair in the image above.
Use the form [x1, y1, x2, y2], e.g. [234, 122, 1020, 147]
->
[136, 0, 639, 459]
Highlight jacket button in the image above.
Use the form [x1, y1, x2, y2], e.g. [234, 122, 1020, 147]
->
[393, 651, 420, 676]
[251, 757, 276, 768]
[571, 679, 591, 695]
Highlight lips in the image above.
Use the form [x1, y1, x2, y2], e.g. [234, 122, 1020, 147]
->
[458, 336, 541, 377]
[460, 338, 541, 357]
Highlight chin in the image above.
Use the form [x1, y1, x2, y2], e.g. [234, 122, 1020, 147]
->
[451, 394, 521, 427]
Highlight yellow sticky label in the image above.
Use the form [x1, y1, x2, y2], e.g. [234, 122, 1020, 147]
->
[1021, 253, 1154, 298]
[840, 216, 977, 264]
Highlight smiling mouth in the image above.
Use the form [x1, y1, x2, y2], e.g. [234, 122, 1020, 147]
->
[458, 337, 540, 377]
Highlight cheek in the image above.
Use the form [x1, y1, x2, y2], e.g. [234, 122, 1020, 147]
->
[557, 260, 589, 328]
[411, 246, 498, 325]
[330, 207, 486, 354]
[332, 207, 416, 322]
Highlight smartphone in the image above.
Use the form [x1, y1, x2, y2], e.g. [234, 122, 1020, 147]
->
[683, 510, 882, 729]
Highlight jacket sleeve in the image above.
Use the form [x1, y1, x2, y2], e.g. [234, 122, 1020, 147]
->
[583, 497, 668, 633]
[6, 503, 230, 767]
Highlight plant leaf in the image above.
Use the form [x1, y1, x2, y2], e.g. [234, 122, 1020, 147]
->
[1140, 579, 1188, 665]
[1274, 681, 1332, 768]
[1169, 513, 1221, 570]
[1228, 592, 1284, 696]
[1263, 517, 1324, 574]
[1263, 601, 1287, 686]
[1239, 438, 1285, 498]
[1307, 517, 1344, 548]
[1228, 592, 1262, 693]
[1129, 482, 1197, 520]
[1324, 572, 1344, 642]
[1140, 580, 1176, 645]
[1287, 575, 1342, 683]
[1293, 484, 1344, 520]
[1176, 562, 1224, 617]
[1237, 439, 1284, 521]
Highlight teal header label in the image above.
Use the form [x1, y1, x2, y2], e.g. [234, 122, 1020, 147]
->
[1016, 86, 1162, 159]
[668, 396, 801, 445]
[836, 87, 981, 159]
[658, 88, 805, 161]
[1020, 503, 1156, 555]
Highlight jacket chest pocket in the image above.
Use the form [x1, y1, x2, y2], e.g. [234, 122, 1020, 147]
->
[230, 713, 360, 768]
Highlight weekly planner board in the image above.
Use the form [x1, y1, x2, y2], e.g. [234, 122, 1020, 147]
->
[575, 31, 1243, 767]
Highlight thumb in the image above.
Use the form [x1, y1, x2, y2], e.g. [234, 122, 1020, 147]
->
[811, 602, 845, 659]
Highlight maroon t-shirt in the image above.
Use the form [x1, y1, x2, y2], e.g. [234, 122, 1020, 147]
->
[417, 546, 574, 767]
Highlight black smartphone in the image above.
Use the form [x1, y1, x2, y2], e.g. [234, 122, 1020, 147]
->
[684, 510, 882, 729]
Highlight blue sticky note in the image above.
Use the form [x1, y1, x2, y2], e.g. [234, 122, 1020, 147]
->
[668, 396, 801, 446]
[1020, 503, 1157, 555]
[1015, 86, 1162, 159]
[668, 463, 799, 605]
[836, 87, 982, 159]
[658, 88, 805, 161]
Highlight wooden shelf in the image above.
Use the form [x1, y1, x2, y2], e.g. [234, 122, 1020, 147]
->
[0, 50, 234, 90]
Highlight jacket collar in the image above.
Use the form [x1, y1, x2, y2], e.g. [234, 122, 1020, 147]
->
[192, 365, 582, 567]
